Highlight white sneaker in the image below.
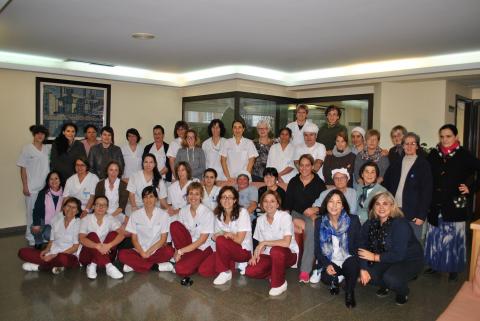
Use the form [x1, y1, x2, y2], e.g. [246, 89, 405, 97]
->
[237, 262, 247, 275]
[213, 271, 232, 285]
[309, 269, 321, 284]
[157, 262, 174, 272]
[52, 267, 65, 275]
[22, 262, 39, 272]
[106, 263, 123, 279]
[86, 263, 97, 279]
[123, 264, 134, 273]
[269, 281, 288, 296]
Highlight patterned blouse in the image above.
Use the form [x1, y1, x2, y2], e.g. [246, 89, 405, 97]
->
[252, 140, 273, 180]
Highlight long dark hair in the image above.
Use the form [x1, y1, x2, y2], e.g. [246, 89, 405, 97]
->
[42, 170, 64, 192]
[319, 189, 350, 215]
[214, 186, 241, 222]
[142, 153, 161, 189]
[54, 122, 77, 155]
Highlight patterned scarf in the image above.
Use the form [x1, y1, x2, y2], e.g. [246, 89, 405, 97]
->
[358, 184, 375, 209]
[359, 146, 383, 162]
[320, 211, 350, 261]
[438, 141, 460, 158]
[367, 217, 392, 255]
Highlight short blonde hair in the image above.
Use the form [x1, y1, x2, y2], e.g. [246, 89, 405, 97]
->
[367, 191, 404, 220]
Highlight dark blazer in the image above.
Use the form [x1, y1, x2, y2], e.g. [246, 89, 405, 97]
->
[358, 217, 424, 269]
[142, 142, 172, 182]
[94, 179, 129, 212]
[383, 155, 433, 221]
[314, 214, 361, 269]
[427, 146, 480, 226]
[51, 140, 86, 181]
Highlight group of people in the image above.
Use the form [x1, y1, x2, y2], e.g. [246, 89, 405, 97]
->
[16, 104, 480, 308]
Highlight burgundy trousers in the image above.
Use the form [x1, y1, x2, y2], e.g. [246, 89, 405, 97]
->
[18, 247, 79, 269]
[79, 232, 118, 267]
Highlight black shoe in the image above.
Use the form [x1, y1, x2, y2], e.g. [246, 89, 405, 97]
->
[395, 295, 408, 305]
[424, 268, 437, 275]
[34, 244, 42, 250]
[181, 277, 193, 286]
[376, 287, 389, 297]
[345, 292, 356, 308]
[329, 281, 340, 295]
[448, 272, 458, 282]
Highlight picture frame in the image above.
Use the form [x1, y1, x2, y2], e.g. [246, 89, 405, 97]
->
[36, 77, 111, 141]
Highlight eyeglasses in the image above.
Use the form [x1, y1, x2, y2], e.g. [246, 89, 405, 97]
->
[64, 205, 78, 210]
[403, 142, 417, 146]
[94, 203, 108, 208]
[333, 176, 348, 181]
[221, 196, 235, 201]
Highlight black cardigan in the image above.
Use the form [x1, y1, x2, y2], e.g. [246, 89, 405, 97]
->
[383, 155, 433, 221]
[142, 142, 172, 182]
[284, 174, 326, 214]
[314, 214, 361, 269]
[427, 146, 480, 226]
[358, 217, 423, 269]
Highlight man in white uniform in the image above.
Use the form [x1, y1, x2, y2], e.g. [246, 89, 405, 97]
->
[294, 122, 326, 177]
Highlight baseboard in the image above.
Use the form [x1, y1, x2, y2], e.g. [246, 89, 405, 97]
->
[0, 225, 25, 237]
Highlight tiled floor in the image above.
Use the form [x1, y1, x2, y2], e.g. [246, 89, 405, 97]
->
[1, 234, 464, 321]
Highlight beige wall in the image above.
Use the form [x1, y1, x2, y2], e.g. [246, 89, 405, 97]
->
[445, 81, 472, 124]
[0, 68, 181, 229]
[472, 88, 480, 99]
[376, 80, 447, 148]
[182, 79, 293, 98]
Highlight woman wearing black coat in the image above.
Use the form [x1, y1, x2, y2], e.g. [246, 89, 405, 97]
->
[314, 189, 361, 308]
[358, 192, 423, 306]
[424, 124, 480, 281]
[383, 132, 433, 240]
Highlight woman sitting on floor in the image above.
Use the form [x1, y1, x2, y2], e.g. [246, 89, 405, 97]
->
[18, 197, 82, 275]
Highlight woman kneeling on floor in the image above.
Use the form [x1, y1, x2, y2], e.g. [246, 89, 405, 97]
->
[198, 185, 253, 284]
[78, 195, 125, 279]
[170, 182, 215, 282]
[314, 189, 361, 308]
[118, 186, 175, 273]
[18, 197, 82, 275]
[245, 190, 299, 296]
[358, 192, 423, 305]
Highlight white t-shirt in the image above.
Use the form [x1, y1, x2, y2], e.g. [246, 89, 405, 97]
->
[202, 185, 221, 211]
[48, 217, 81, 255]
[16, 144, 51, 193]
[104, 178, 120, 214]
[176, 204, 214, 251]
[219, 137, 258, 178]
[167, 180, 193, 210]
[79, 214, 121, 242]
[287, 119, 312, 147]
[331, 235, 351, 267]
[166, 137, 183, 159]
[266, 142, 297, 183]
[127, 170, 168, 208]
[126, 207, 170, 252]
[214, 208, 252, 251]
[63, 173, 99, 209]
[121, 143, 144, 179]
[253, 210, 299, 255]
[294, 142, 327, 162]
[148, 143, 168, 174]
[202, 137, 227, 181]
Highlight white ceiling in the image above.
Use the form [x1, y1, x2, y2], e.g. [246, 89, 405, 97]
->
[1, 0, 480, 84]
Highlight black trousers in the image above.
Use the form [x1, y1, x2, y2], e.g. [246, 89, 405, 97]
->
[366, 258, 423, 296]
[321, 256, 360, 293]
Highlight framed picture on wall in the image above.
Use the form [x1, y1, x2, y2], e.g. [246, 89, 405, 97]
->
[36, 77, 111, 141]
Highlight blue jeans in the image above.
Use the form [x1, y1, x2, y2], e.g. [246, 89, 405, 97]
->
[31, 223, 51, 245]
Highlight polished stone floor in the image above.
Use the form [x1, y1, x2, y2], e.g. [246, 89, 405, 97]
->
[1, 234, 464, 321]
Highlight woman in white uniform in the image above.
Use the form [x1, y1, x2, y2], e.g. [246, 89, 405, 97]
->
[119, 186, 175, 273]
[202, 119, 227, 182]
[167, 121, 189, 179]
[167, 162, 195, 215]
[199, 186, 252, 285]
[63, 157, 99, 217]
[287, 104, 312, 147]
[94, 161, 129, 225]
[18, 197, 82, 274]
[170, 182, 215, 282]
[121, 128, 144, 181]
[245, 190, 299, 296]
[17, 125, 51, 245]
[79, 195, 125, 279]
[220, 119, 259, 185]
[202, 168, 221, 211]
[266, 127, 296, 185]
[127, 154, 168, 211]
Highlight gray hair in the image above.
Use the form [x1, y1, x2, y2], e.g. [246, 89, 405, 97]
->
[256, 120, 271, 130]
[403, 132, 421, 146]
